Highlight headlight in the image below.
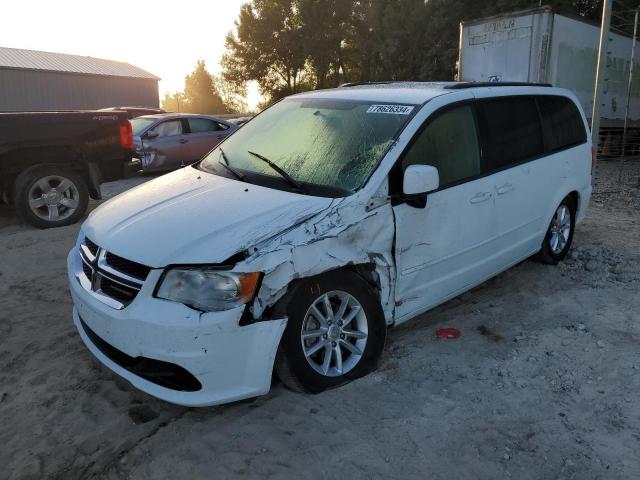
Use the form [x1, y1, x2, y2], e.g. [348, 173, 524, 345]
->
[156, 269, 260, 312]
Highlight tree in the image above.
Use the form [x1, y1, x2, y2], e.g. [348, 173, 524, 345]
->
[214, 75, 248, 113]
[298, 0, 352, 88]
[222, 0, 310, 103]
[161, 91, 187, 112]
[222, 0, 606, 106]
[182, 60, 228, 114]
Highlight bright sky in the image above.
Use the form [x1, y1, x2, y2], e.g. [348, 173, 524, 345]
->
[0, 0, 260, 110]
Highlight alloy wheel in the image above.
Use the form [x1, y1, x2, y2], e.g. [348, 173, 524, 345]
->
[300, 290, 368, 377]
[549, 204, 571, 254]
[27, 175, 80, 222]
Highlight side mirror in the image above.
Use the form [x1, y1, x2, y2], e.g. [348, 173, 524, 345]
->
[143, 131, 159, 139]
[403, 164, 439, 195]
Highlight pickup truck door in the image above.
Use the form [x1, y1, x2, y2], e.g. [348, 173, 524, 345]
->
[141, 119, 191, 171]
[185, 118, 229, 161]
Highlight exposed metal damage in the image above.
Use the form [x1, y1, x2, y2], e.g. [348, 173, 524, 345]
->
[235, 194, 397, 324]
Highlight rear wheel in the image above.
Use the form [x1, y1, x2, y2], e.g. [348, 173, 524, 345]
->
[274, 270, 386, 393]
[14, 165, 89, 229]
[534, 196, 576, 264]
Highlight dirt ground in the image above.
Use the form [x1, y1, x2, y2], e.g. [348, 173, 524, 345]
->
[1, 161, 639, 480]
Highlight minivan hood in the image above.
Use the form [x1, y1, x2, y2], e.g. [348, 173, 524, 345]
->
[82, 167, 334, 267]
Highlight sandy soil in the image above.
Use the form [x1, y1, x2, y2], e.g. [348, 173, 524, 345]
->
[1, 162, 639, 480]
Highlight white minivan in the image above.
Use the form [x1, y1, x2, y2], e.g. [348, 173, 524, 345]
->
[68, 82, 592, 406]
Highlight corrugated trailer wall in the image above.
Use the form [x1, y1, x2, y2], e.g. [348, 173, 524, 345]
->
[459, 8, 640, 128]
[0, 69, 159, 111]
[549, 15, 640, 128]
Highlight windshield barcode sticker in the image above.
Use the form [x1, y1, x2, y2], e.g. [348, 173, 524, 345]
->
[367, 105, 414, 115]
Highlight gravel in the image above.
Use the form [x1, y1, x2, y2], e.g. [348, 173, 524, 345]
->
[1, 160, 639, 480]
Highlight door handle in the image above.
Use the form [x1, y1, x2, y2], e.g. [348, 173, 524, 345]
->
[470, 192, 492, 204]
[496, 182, 514, 195]
[179, 139, 188, 144]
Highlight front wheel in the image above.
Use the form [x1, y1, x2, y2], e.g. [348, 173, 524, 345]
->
[274, 270, 387, 393]
[534, 196, 576, 264]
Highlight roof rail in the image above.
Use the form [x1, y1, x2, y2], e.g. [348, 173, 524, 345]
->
[339, 81, 397, 88]
[444, 82, 552, 89]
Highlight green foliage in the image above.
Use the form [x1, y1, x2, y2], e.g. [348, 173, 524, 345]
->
[222, 1, 312, 102]
[214, 75, 248, 114]
[163, 60, 247, 114]
[182, 60, 228, 114]
[222, 0, 604, 104]
[161, 91, 187, 113]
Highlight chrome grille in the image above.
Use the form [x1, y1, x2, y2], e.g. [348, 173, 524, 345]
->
[77, 238, 148, 309]
[84, 237, 99, 257]
[105, 251, 151, 281]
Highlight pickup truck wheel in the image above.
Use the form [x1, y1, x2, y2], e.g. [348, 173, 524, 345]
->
[274, 270, 386, 394]
[14, 165, 89, 229]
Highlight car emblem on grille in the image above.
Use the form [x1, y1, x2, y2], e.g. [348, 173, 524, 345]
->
[78, 241, 145, 310]
[89, 249, 102, 291]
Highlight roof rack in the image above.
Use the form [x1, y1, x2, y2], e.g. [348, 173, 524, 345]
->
[338, 81, 553, 90]
[339, 81, 397, 88]
[444, 82, 552, 89]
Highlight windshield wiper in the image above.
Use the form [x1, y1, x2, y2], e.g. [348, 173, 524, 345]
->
[218, 148, 245, 181]
[247, 150, 306, 193]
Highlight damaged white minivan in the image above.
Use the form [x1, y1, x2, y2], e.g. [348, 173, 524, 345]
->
[68, 82, 592, 406]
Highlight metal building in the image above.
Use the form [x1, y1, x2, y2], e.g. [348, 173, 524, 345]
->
[0, 47, 160, 112]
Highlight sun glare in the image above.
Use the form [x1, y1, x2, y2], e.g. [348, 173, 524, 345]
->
[0, 0, 260, 110]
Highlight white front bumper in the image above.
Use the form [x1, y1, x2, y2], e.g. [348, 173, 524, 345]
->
[68, 249, 287, 407]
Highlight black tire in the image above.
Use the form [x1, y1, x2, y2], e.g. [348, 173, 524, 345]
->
[13, 164, 89, 229]
[534, 195, 576, 265]
[274, 269, 387, 394]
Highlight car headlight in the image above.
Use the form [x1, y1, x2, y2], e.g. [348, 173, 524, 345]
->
[156, 269, 261, 312]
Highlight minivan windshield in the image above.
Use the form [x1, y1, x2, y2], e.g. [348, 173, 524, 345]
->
[199, 98, 415, 194]
[131, 117, 157, 136]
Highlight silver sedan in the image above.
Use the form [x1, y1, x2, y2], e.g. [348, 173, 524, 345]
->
[131, 113, 238, 172]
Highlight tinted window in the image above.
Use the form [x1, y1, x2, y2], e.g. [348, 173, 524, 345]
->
[477, 96, 544, 171]
[402, 104, 481, 186]
[131, 117, 156, 136]
[537, 96, 586, 152]
[188, 118, 219, 133]
[149, 120, 182, 137]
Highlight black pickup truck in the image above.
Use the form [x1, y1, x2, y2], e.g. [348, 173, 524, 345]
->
[0, 111, 135, 228]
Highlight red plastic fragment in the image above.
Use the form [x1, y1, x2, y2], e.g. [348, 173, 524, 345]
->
[436, 328, 461, 339]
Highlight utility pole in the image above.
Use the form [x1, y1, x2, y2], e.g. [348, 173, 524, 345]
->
[623, 7, 639, 156]
[592, 0, 613, 153]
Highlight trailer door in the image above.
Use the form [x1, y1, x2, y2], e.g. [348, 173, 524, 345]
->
[459, 15, 536, 83]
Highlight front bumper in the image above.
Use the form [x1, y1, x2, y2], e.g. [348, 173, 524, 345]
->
[67, 249, 286, 407]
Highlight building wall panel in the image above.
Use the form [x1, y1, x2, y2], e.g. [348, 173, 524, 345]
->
[0, 69, 159, 111]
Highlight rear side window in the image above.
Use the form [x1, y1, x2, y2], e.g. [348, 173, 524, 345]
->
[537, 96, 586, 152]
[188, 118, 219, 133]
[402, 104, 481, 186]
[477, 96, 544, 172]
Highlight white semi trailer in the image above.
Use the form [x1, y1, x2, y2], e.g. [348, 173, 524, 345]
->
[458, 6, 640, 154]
